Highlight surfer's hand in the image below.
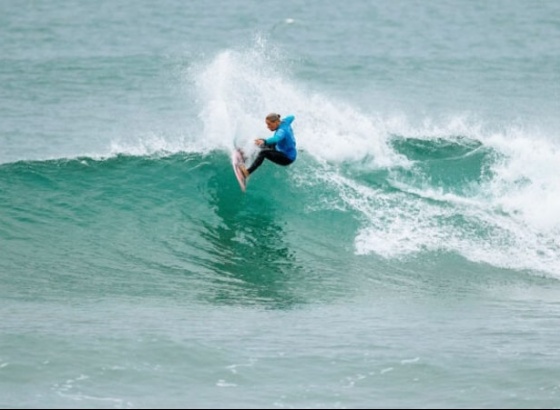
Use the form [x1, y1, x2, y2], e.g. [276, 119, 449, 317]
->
[255, 139, 265, 147]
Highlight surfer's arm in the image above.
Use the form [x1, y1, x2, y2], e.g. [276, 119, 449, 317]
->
[265, 128, 286, 145]
[283, 115, 295, 125]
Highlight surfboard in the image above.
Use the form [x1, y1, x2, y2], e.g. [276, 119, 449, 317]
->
[231, 149, 247, 192]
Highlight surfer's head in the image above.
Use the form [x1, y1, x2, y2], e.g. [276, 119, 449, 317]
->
[266, 113, 281, 131]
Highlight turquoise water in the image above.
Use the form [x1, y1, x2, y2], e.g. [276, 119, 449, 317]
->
[2, 1, 560, 408]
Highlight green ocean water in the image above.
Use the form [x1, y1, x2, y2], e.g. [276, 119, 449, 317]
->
[1, 1, 560, 408]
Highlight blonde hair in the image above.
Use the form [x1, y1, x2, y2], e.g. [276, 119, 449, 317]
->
[266, 113, 281, 122]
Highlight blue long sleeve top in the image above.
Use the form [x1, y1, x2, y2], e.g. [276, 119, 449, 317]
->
[265, 115, 297, 161]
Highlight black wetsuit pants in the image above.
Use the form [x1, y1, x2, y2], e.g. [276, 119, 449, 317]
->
[247, 145, 294, 174]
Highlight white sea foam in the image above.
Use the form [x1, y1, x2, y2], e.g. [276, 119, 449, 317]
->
[190, 39, 407, 168]
[342, 124, 560, 276]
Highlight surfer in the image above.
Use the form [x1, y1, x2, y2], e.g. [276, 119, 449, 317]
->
[238, 113, 297, 178]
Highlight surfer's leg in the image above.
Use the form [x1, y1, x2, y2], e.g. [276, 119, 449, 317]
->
[246, 149, 268, 174]
[247, 149, 293, 174]
[265, 150, 293, 166]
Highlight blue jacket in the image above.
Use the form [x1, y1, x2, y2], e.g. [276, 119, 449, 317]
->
[265, 115, 297, 161]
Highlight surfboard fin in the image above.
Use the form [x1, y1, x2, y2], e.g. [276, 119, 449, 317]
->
[238, 149, 248, 163]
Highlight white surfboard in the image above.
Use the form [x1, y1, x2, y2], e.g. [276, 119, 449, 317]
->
[231, 149, 247, 192]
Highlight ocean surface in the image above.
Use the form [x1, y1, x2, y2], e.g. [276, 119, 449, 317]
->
[1, 1, 560, 408]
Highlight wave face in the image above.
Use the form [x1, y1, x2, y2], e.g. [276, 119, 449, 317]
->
[2, 118, 560, 281]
